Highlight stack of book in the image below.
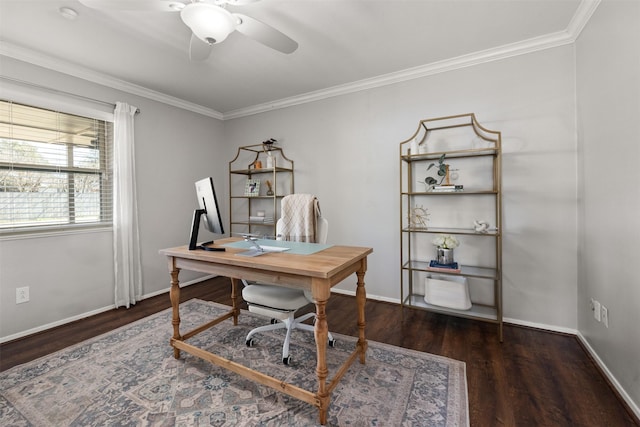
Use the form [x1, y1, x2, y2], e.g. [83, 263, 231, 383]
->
[430, 184, 463, 192]
[249, 216, 274, 223]
[426, 260, 461, 273]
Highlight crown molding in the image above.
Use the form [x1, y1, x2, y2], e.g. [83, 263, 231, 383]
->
[566, 0, 601, 38]
[223, 0, 600, 120]
[223, 30, 575, 120]
[0, 41, 224, 120]
[0, 0, 599, 121]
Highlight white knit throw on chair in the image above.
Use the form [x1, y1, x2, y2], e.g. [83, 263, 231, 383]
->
[278, 194, 320, 242]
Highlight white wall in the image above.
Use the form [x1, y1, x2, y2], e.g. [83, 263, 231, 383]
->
[576, 0, 640, 413]
[224, 45, 579, 329]
[0, 57, 225, 340]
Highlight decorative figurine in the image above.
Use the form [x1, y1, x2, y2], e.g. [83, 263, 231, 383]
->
[474, 219, 490, 233]
[262, 138, 277, 151]
[408, 205, 430, 229]
[265, 180, 274, 196]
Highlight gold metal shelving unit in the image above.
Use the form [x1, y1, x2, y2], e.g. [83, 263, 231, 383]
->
[229, 144, 294, 237]
[399, 113, 503, 341]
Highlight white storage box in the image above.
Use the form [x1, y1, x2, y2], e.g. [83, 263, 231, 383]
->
[424, 274, 471, 310]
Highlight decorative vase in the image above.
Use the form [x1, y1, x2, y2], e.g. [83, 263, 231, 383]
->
[410, 138, 419, 155]
[436, 247, 454, 265]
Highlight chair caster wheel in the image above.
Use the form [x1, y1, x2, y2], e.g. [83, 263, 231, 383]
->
[270, 318, 278, 324]
[283, 355, 291, 365]
[246, 338, 255, 347]
[329, 339, 336, 348]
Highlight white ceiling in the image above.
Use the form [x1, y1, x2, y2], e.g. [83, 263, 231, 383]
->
[1, 0, 591, 119]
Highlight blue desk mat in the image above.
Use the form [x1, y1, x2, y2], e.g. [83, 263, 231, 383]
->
[223, 239, 332, 255]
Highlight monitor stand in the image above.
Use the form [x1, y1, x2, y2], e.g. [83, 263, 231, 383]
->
[189, 209, 225, 251]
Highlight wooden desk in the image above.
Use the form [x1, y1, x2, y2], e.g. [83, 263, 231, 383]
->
[159, 238, 372, 425]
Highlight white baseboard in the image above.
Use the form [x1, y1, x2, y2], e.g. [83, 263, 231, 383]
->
[501, 316, 578, 335]
[0, 275, 215, 344]
[333, 288, 638, 420]
[330, 287, 400, 304]
[4, 279, 638, 421]
[141, 274, 216, 299]
[1, 304, 116, 344]
[577, 332, 640, 421]
[2, 281, 575, 343]
[333, 288, 582, 335]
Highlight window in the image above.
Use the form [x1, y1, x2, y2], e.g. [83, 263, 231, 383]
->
[0, 100, 113, 233]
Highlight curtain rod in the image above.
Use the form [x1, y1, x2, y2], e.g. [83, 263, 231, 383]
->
[0, 76, 140, 114]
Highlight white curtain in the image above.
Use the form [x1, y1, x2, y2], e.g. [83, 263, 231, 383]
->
[113, 102, 142, 308]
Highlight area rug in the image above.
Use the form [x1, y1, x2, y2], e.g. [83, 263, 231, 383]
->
[0, 299, 468, 426]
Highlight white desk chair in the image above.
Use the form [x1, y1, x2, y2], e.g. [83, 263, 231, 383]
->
[242, 215, 335, 365]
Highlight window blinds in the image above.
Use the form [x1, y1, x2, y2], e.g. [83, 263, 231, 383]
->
[0, 100, 114, 231]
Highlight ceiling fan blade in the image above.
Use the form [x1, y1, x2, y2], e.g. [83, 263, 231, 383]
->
[78, 0, 184, 12]
[189, 33, 214, 61]
[233, 13, 298, 54]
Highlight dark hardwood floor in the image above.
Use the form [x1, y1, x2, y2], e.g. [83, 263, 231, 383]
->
[1, 277, 637, 426]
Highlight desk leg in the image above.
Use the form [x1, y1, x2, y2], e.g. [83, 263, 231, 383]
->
[169, 265, 182, 359]
[314, 295, 330, 425]
[230, 278, 240, 326]
[356, 260, 368, 364]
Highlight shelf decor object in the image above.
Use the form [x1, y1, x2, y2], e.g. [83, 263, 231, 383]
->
[244, 179, 260, 196]
[399, 113, 503, 341]
[432, 234, 459, 264]
[424, 275, 471, 310]
[436, 247, 455, 264]
[408, 205, 430, 229]
[473, 219, 490, 233]
[229, 143, 294, 237]
[265, 179, 274, 196]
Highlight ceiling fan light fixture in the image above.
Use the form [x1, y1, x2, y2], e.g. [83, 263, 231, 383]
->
[181, 3, 236, 45]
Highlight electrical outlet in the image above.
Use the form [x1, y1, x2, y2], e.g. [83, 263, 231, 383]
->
[601, 305, 609, 328]
[16, 286, 30, 304]
[593, 299, 601, 322]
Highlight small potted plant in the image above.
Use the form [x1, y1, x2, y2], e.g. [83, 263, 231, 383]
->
[432, 234, 459, 265]
[424, 154, 449, 187]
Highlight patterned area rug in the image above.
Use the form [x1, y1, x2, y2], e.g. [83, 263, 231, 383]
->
[1, 299, 468, 426]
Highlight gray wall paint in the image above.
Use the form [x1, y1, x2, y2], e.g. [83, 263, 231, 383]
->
[224, 45, 579, 330]
[2, 47, 579, 335]
[576, 0, 640, 412]
[0, 57, 225, 339]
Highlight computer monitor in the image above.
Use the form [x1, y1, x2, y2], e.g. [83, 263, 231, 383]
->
[189, 177, 225, 251]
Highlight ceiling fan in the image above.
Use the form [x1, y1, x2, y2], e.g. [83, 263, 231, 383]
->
[78, 0, 298, 61]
